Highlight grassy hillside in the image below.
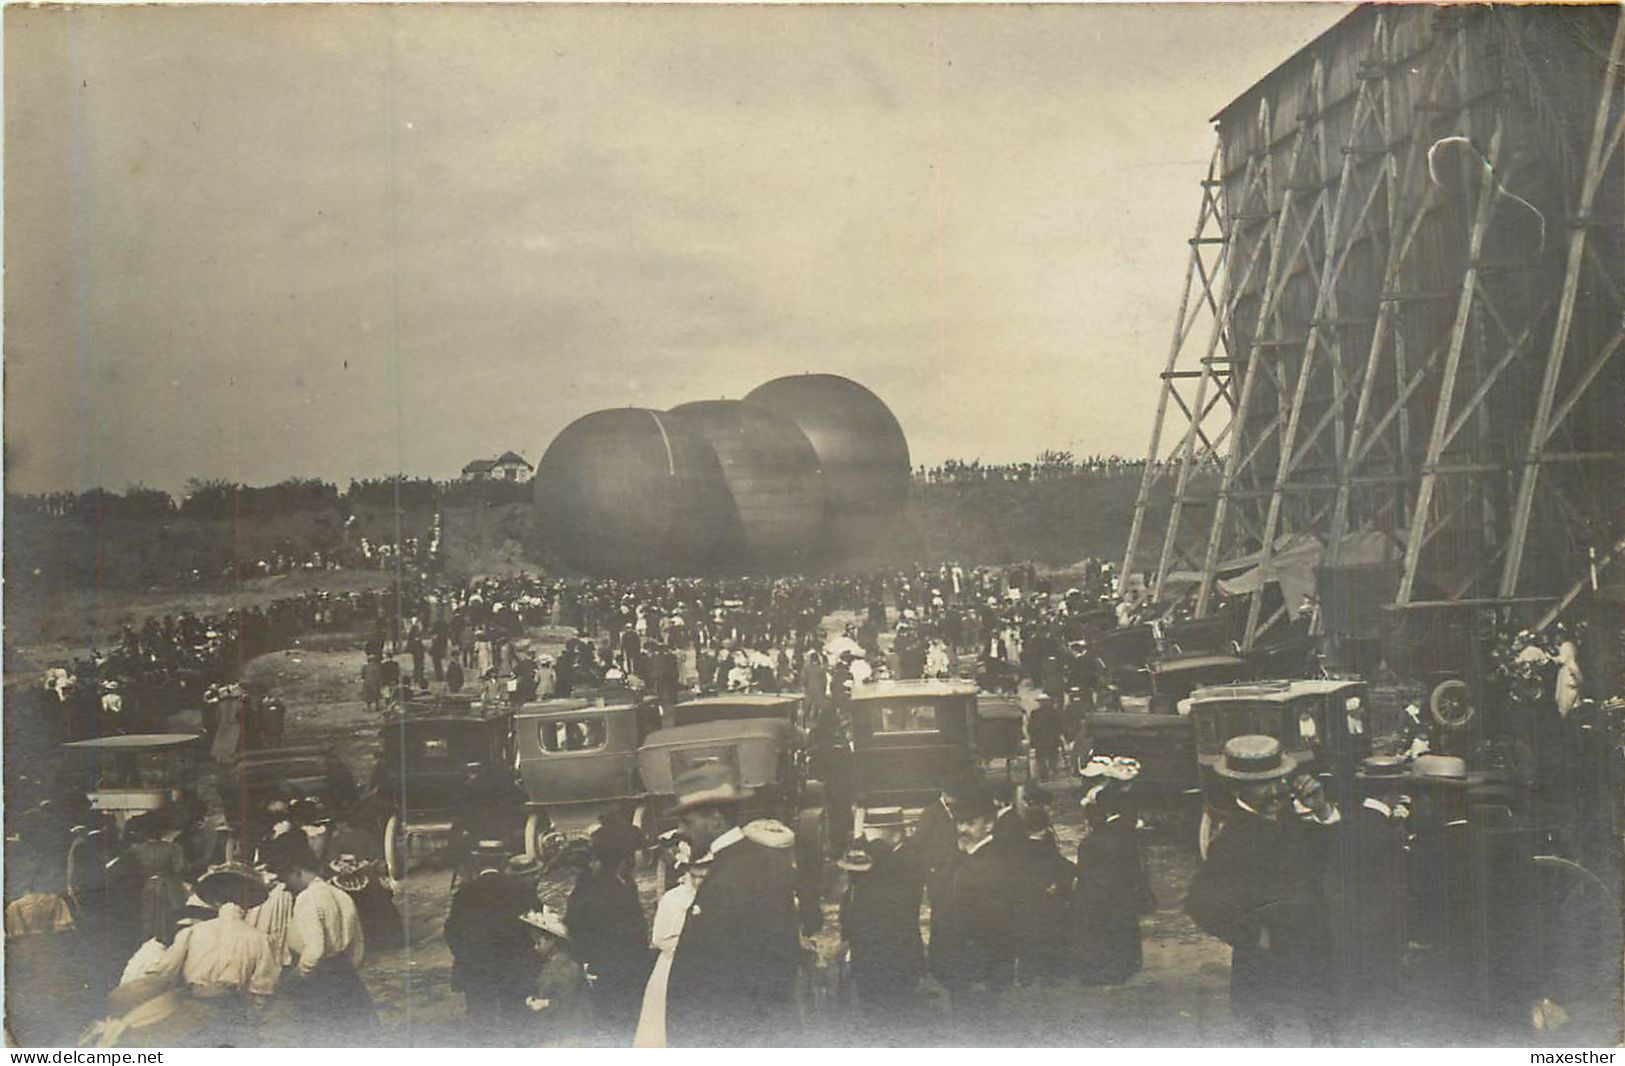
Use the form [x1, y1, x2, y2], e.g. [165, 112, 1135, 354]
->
[5, 470, 1206, 650]
[900, 474, 1168, 568]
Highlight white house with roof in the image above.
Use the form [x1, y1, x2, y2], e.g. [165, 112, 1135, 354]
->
[461, 451, 534, 482]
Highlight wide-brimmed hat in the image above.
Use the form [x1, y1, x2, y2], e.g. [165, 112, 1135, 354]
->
[1411, 753, 1468, 781]
[195, 862, 269, 909]
[329, 854, 373, 893]
[1214, 734, 1300, 782]
[1081, 754, 1142, 781]
[665, 761, 755, 816]
[519, 905, 570, 939]
[1357, 755, 1408, 780]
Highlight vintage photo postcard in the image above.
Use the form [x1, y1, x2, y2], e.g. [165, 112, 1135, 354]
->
[4, 1, 1622, 1049]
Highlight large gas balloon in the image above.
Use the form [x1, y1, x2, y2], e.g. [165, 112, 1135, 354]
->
[743, 374, 911, 557]
[670, 399, 827, 571]
[533, 408, 742, 577]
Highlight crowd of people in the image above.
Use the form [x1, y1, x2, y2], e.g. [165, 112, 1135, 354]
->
[7, 793, 399, 1046]
[426, 751, 1157, 1047]
[27, 585, 425, 745]
[912, 453, 1224, 486]
[9, 534, 1619, 1047]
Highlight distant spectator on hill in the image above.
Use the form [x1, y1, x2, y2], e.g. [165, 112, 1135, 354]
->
[361, 657, 382, 714]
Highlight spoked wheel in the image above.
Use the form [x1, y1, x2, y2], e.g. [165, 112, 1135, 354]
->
[383, 813, 408, 881]
[1430, 679, 1474, 730]
[1529, 854, 1621, 1010]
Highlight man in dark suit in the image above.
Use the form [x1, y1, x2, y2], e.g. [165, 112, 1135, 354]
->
[443, 848, 543, 1039]
[837, 807, 927, 1022]
[566, 818, 653, 1044]
[1185, 735, 1336, 1046]
[1007, 805, 1075, 986]
[665, 763, 803, 1047]
[1329, 756, 1411, 1038]
[927, 786, 1017, 1040]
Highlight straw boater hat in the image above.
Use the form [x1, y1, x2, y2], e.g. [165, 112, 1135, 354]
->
[665, 762, 755, 816]
[1214, 734, 1300, 782]
[1356, 755, 1408, 781]
[863, 807, 907, 831]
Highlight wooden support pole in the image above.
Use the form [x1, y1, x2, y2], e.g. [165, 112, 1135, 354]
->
[1121, 142, 1225, 581]
[1196, 95, 1322, 617]
[1499, 15, 1625, 598]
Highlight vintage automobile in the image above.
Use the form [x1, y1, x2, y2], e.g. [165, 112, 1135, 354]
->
[1190, 678, 1372, 855]
[369, 708, 521, 879]
[1241, 627, 1320, 679]
[638, 714, 823, 929]
[57, 733, 204, 832]
[513, 695, 662, 852]
[1159, 611, 1240, 657]
[1091, 624, 1159, 691]
[638, 717, 813, 836]
[1078, 711, 1199, 810]
[845, 680, 980, 830]
[220, 745, 359, 838]
[1073, 655, 1246, 804]
[1060, 605, 1119, 643]
[1145, 653, 1249, 715]
[669, 693, 803, 729]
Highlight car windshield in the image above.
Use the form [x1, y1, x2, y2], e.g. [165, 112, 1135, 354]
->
[875, 702, 941, 734]
[89, 748, 190, 789]
[538, 716, 607, 753]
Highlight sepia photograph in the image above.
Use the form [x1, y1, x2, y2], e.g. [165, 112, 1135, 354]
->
[3, 0, 1623, 1049]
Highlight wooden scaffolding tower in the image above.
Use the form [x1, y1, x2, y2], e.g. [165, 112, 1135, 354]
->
[1122, 5, 1625, 651]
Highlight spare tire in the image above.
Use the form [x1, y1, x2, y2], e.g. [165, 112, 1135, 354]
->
[1429, 679, 1474, 729]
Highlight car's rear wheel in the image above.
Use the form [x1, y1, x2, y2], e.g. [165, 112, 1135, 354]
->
[522, 810, 551, 865]
[1530, 854, 1620, 1009]
[383, 813, 407, 881]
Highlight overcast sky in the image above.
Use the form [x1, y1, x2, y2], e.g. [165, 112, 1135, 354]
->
[5, 3, 1348, 496]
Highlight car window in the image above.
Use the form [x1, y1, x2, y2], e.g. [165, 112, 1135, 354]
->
[539, 716, 607, 753]
[876, 702, 940, 734]
[669, 746, 739, 781]
[411, 729, 485, 763]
